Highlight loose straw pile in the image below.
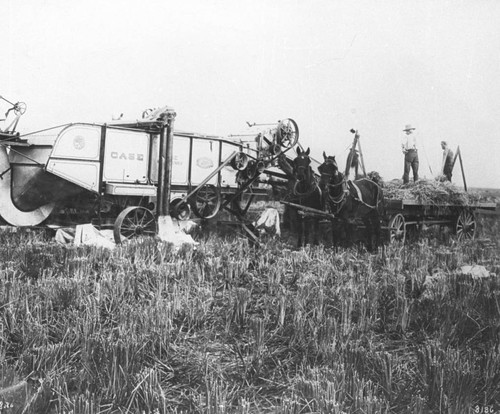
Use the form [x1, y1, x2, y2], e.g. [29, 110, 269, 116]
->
[377, 177, 483, 205]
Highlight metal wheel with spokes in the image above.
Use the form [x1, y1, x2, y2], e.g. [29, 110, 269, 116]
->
[388, 213, 406, 243]
[113, 206, 157, 244]
[456, 209, 476, 241]
[230, 152, 249, 171]
[276, 118, 299, 149]
[191, 184, 221, 219]
[14, 102, 27, 115]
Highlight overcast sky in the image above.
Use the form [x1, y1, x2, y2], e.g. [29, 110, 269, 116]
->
[3, 0, 499, 188]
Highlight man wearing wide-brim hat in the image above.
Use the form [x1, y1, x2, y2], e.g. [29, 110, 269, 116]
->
[401, 124, 419, 184]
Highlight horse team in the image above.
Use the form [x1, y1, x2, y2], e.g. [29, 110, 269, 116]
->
[279, 147, 384, 250]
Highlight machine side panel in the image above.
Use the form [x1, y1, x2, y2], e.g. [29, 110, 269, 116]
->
[150, 135, 191, 185]
[50, 124, 101, 160]
[46, 160, 100, 192]
[220, 141, 239, 188]
[103, 129, 149, 184]
[47, 124, 102, 192]
[190, 138, 220, 185]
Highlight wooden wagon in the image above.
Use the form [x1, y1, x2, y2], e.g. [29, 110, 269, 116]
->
[384, 198, 496, 242]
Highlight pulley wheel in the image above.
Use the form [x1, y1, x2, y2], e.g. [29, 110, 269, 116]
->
[277, 118, 299, 149]
[245, 160, 258, 179]
[230, 152, 249, 171]
[191, 184, 221, 219]
[171, 198, 192, 221]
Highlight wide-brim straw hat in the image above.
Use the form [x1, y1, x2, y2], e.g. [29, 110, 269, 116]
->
[403, 124, 416, 131]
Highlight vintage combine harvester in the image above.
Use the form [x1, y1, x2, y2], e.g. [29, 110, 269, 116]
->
[0, 96, 298, 243]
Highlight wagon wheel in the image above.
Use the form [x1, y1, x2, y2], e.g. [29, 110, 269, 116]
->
[276, 118, 299, 149]
[191, 184, 221, 219]
[113, 206, 157, 244]
[388, 213, 406, 243]
[171, 198, 192, 221]
[230, 152, 249, 171]
[455, 209, 476, 241]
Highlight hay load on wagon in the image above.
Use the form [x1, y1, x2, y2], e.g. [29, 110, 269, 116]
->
[382, 178, 483, 206]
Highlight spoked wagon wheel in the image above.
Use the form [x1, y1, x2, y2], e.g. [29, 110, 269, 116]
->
[456, 209, 476, 241]
[113, 206, 157, 244]
[388, 213, 406, 243]
[276, 118, 299, 149]
[191, 184, 221, 219]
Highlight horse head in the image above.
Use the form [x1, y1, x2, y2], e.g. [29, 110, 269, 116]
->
[318, 151, 340, 179]
[293, 147, 312, 183]
[318, 151, 346, 201]
[291, 147, 318, 196]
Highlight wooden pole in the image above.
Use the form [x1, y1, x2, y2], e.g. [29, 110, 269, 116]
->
[156, 110, 177, 217]
[156, 126, 166, 216]
[457, 147, 467, 192]
[162, 111, 176, 216]
[356, 136, 367, 177]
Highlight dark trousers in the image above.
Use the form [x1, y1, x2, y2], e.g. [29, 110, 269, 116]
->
[403, 150, 419, 184]
[443, 167, 452, 181]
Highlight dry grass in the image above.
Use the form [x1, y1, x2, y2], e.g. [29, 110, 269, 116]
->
[0, 222, 499, 413]
[383, 179, 484, 205]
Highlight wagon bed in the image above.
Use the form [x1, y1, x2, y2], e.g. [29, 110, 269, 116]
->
[384, 198, 497, 242]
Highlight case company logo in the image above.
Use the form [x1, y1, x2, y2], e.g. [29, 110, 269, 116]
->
[111, 152, 144, 161]
[73, 135, 85, 150]
[196, 157, 214, 169]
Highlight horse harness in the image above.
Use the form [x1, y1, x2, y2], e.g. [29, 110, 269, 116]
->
[325, 177, 381, 214]
[292, 165, 322, 198]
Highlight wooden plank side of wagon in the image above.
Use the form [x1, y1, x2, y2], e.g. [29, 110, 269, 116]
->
[385, 198, 496, 211]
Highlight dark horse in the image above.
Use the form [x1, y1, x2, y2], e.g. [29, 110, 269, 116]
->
[278, 147, 322, 247]
[318, 152, 383, 251]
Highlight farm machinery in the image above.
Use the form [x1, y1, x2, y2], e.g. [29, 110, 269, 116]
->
[0, 95, 299, 243]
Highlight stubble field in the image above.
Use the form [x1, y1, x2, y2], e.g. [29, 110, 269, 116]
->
[0, 209, 499, 413]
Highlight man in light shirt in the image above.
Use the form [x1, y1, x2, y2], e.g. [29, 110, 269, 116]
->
[401, 124, 419, 184]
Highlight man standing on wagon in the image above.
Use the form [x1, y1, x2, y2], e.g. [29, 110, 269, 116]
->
[401, 124, 419, 184]
[440, 140, 454, 181]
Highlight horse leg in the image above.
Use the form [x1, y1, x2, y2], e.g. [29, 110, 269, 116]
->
[312, 218, 319, 245]
[363, 212, 381, 252]
[372, 212, 382, 249]
[362, 216, 374, 252]
[297, 216, 303, 247]
[343, 221, 353, 248]
[330, 219, 339, 247]
[303, 217, 308, 246]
